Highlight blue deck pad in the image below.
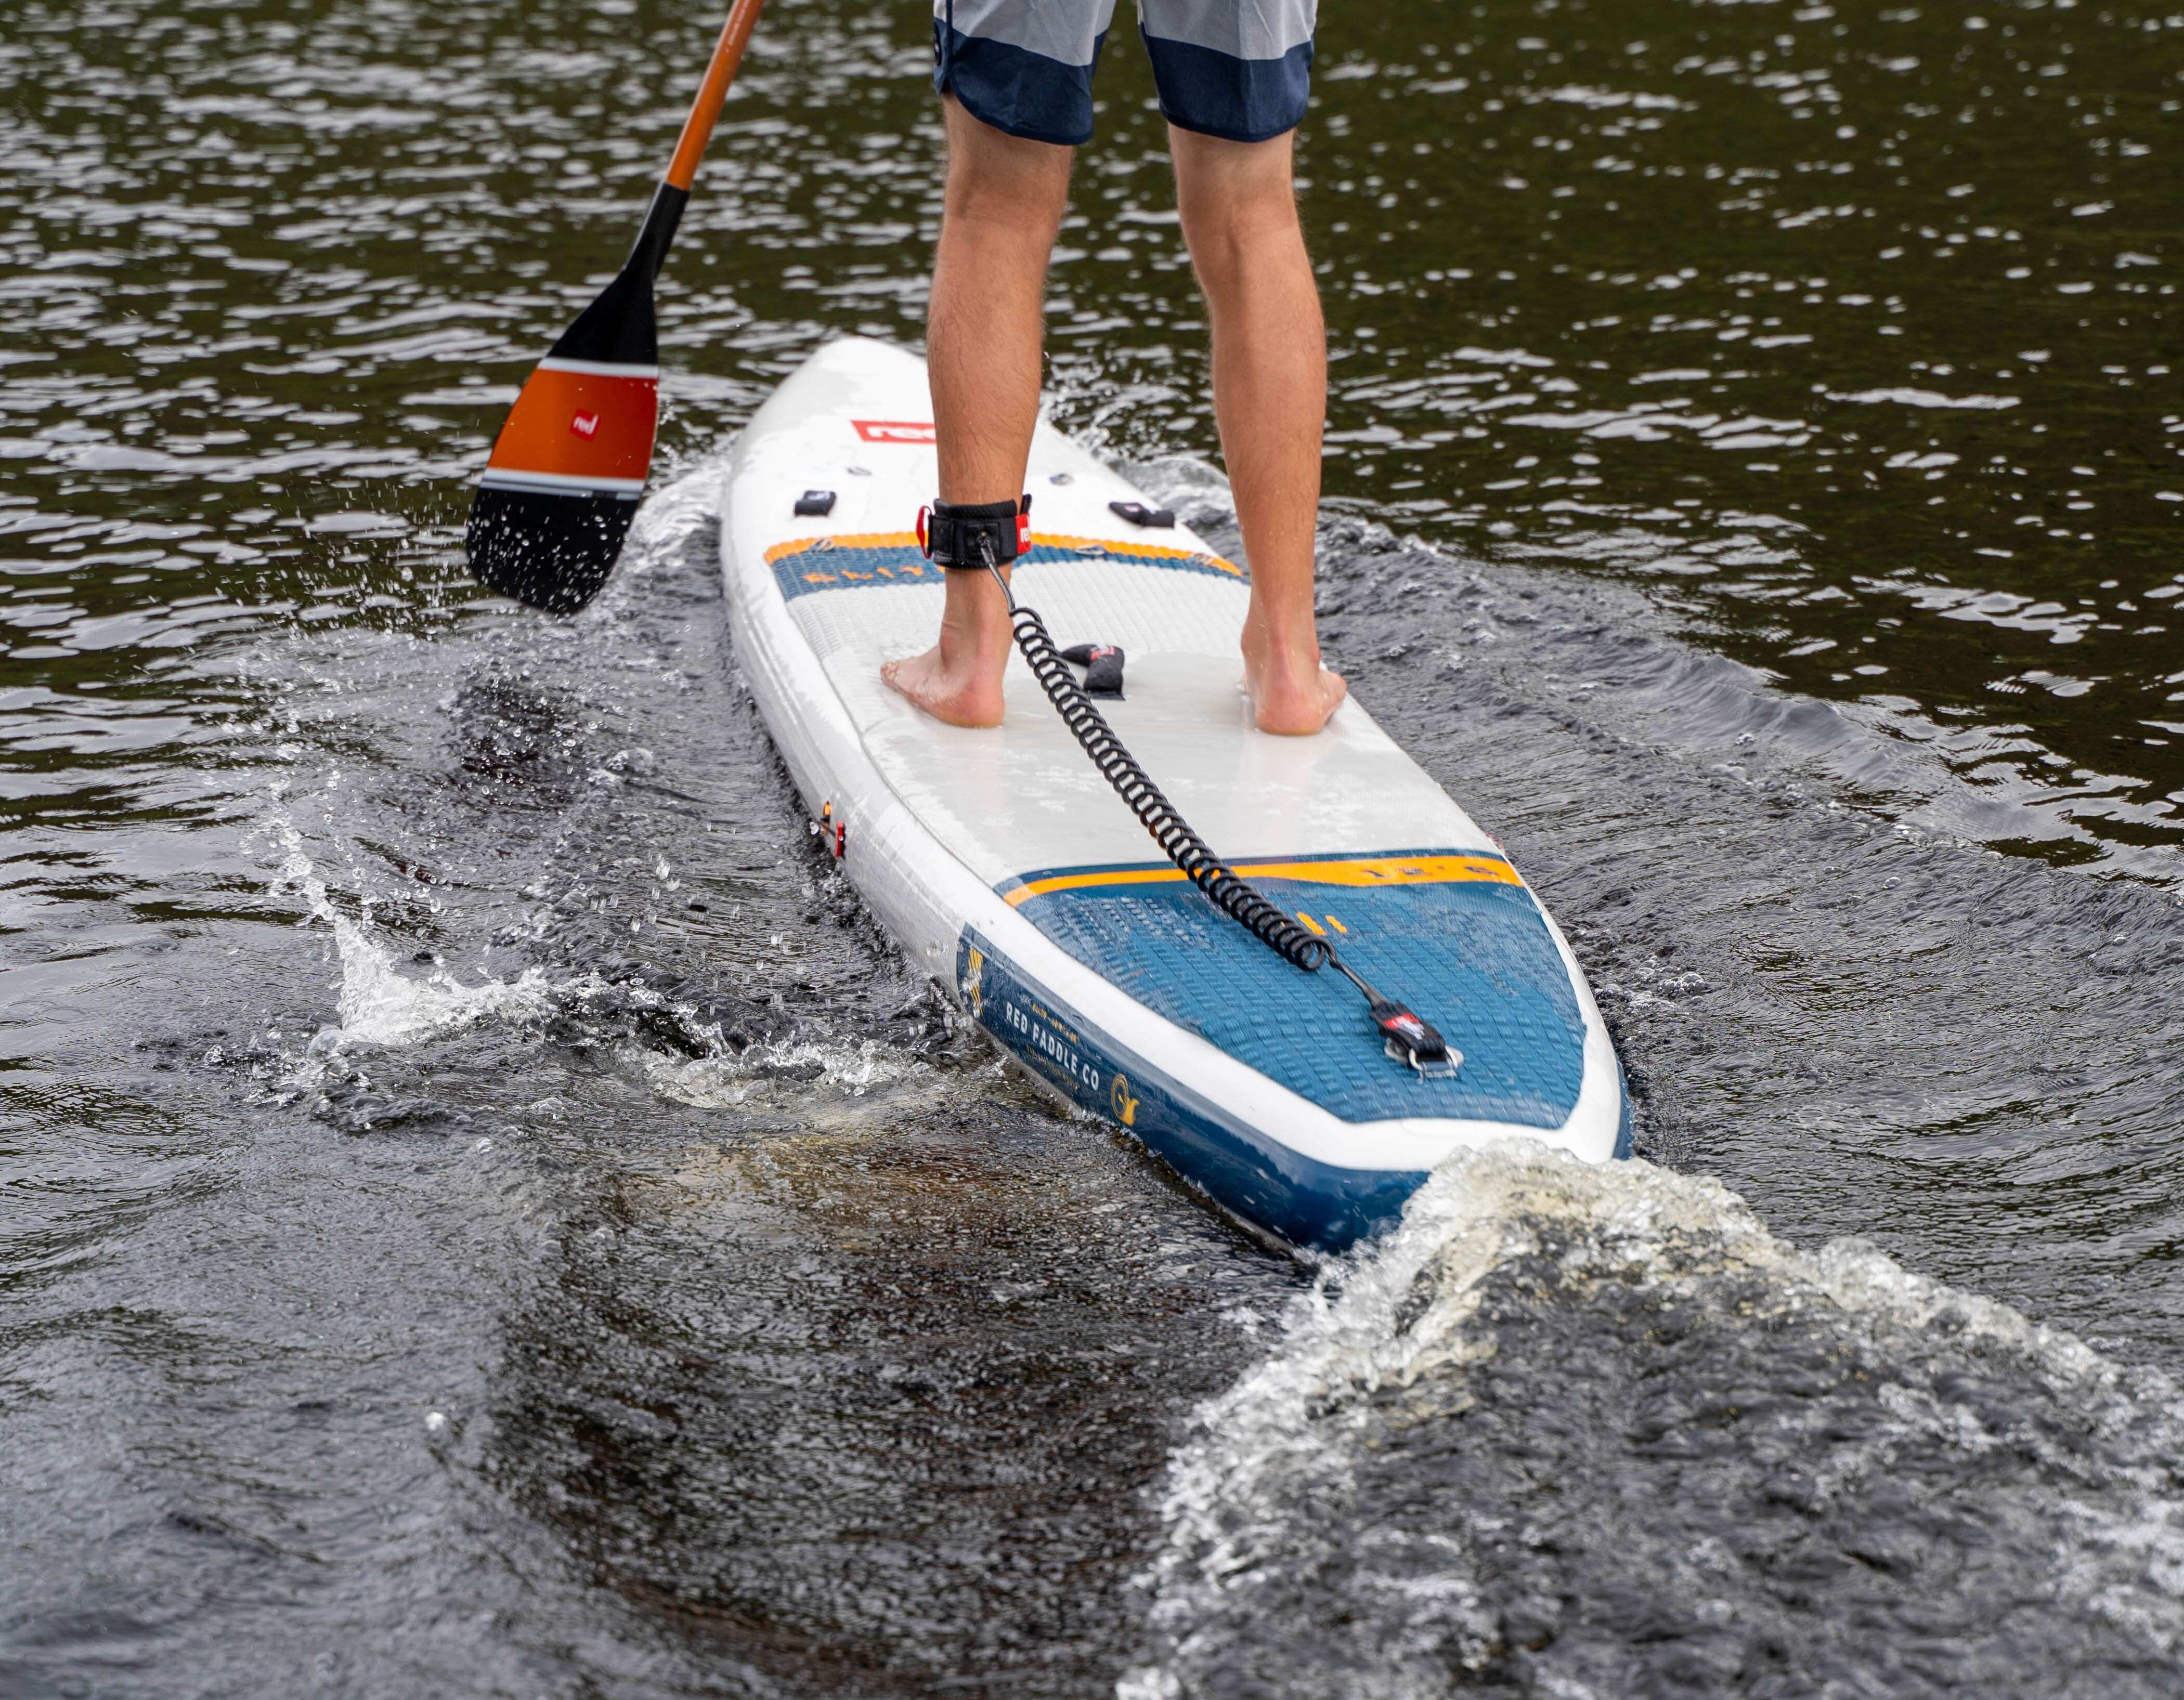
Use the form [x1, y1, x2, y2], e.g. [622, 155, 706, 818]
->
[956, 929, 1426, 1250]
[1000, 854, 1589, 1129]
[767, 535, 1246, 603]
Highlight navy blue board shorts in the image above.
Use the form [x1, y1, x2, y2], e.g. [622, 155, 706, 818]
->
[933, 0, 1317, 148]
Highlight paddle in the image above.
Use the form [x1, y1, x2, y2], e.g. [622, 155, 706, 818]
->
[465, 0, 766, 613]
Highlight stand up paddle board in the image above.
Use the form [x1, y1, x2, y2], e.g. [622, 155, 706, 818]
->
[721, 338, 1629, 1250]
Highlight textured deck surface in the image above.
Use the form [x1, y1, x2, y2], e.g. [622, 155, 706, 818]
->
[1008, 855, 1587, 1129]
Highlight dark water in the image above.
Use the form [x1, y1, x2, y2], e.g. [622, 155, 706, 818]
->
[5, 0, 2184, 1694]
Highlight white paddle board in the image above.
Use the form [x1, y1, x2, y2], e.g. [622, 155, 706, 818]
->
[720, 338, 1628, 1249]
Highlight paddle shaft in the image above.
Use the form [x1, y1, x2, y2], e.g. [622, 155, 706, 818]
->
[628, 0, 768, 281]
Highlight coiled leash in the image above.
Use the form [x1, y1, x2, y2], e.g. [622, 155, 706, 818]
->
[918, 495, 1460, 1078]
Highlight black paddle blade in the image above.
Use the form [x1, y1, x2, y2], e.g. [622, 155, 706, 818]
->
[466, 486, 639, 614]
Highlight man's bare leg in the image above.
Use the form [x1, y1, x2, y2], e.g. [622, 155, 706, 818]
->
[1172, 125, 1345, 736]
[881, 97, 1073, 727]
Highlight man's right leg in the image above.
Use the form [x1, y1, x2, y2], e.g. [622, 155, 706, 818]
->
[881, 96, 1073, 728]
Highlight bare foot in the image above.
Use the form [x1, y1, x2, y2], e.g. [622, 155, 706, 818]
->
[880, 645, 1007, 727]
[1242, 630, 1347, 736]
[880, 570, 1012, 727]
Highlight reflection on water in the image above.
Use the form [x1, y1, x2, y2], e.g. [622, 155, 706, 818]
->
[4, 0, 2184, 1693]
[1071, 1, 2184, 866]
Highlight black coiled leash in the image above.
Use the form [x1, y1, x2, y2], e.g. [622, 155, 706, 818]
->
[919, 494, 1460, 1078]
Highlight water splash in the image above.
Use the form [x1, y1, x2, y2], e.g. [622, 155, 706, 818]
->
[1122, 1143, 2184, 1698]
[267, 815, 569, 1053]
[640, 1036, 928, 1109]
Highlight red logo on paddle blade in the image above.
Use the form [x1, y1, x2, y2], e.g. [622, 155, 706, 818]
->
[571, 412, 600, 438]
[852, 419, 937, 444]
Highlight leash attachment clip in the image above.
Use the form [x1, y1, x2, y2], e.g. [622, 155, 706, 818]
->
[1371, 997, 1461, 1078]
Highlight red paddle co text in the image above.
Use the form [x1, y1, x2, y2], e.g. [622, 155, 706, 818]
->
[851, 419, 937, 444]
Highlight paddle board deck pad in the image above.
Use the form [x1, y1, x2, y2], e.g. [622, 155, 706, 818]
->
[720, 338, 1629, 1251]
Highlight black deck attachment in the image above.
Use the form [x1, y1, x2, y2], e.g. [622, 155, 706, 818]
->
[1109, 500, 1175, 529]
[1060, 642, 1125, 697]
[1371, 997, 1462, 1078]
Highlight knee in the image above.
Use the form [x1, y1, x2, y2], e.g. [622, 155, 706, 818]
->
[1174, 138, 1302, 277]
[944, 98, 1073, 234]
[948, 167, 1070, 241]
[1178, 182, 1299, 282]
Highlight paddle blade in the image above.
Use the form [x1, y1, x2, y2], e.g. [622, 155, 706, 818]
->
[466, 485, 640, 613]
[467, 266, 660, 613]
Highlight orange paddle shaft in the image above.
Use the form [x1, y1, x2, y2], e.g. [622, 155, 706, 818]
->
[623, 0, 767, 281]
[665, 0, 768, 193]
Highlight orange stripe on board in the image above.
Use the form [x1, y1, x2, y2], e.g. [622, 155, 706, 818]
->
[1034, 532, 1243, 575]
[486, 366, 656, 483]
[790, 561, 940, 586]
[1000, 854, 1523, 906]
[763, 531, 1240, 576]
[765, 531, 920, 563]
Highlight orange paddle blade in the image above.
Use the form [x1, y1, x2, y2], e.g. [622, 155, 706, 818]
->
[487, 360, 659, 491]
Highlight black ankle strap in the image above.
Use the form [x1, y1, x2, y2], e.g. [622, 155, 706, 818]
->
[918, 494, 1030, 569]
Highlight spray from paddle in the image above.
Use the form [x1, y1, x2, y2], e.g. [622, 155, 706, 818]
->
[465, 0, 765, 613]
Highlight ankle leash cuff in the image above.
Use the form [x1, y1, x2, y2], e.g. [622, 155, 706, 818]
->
[917, 494, 1031, 569]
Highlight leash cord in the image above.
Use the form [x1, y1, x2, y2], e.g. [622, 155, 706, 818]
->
[998, 571, 1339, 976]
[978, 548, 1458, 1079]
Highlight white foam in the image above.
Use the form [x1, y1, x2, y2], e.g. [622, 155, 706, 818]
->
[640, 1037, 926, 1109]
[269, 821, 568, 1053]
[1121, 1142, 2184, 1695]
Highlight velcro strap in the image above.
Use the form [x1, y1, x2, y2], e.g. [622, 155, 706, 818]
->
[919, 495, 1030, 569]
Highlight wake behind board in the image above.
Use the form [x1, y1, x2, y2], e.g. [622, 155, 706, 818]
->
[721, 338, 1628, 1250]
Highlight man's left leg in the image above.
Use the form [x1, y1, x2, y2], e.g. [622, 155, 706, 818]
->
[1171, 123, 1344, 737]
[881, 96, 1073, 728]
